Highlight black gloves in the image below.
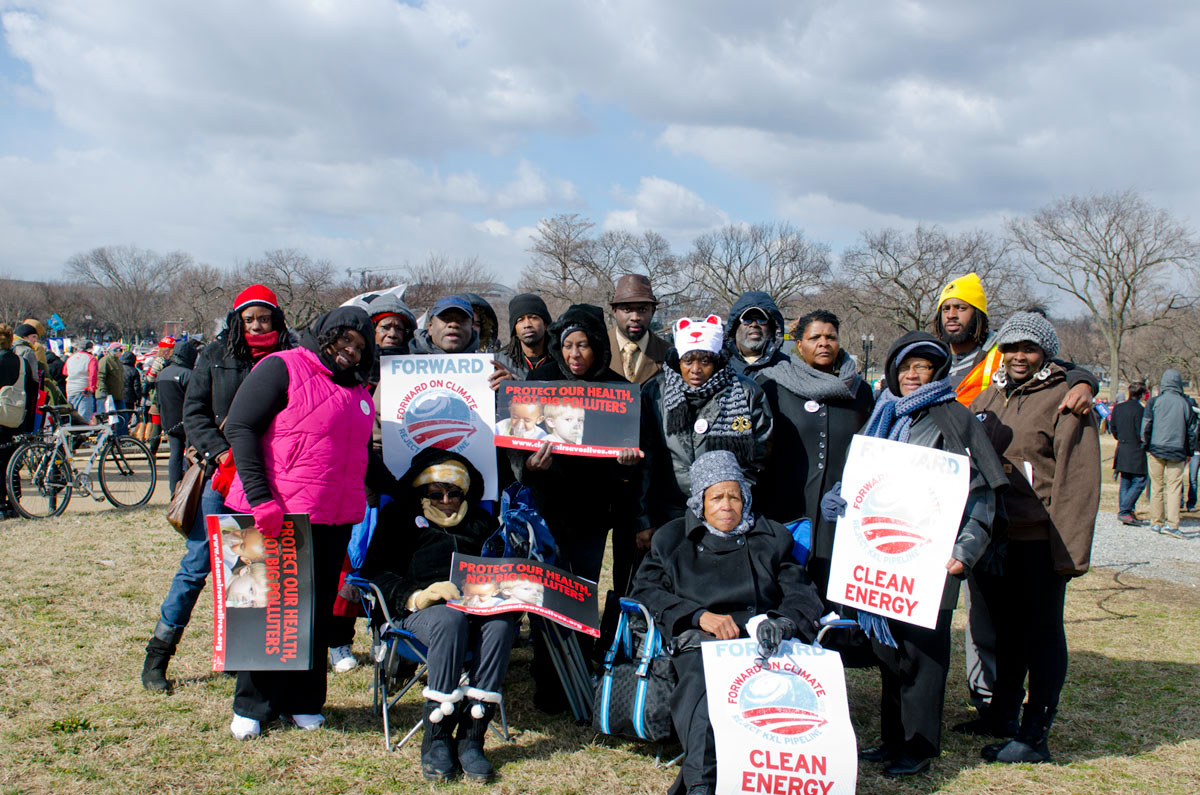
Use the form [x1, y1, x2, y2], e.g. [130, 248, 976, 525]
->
[820, 482, 847, 522]
[756, 617, 798, 658]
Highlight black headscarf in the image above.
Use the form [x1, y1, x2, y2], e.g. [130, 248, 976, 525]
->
[300, 306, 376, 386]
[545, 304, 612, 381]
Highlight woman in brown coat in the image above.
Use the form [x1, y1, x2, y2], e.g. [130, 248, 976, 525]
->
[969, 312, 1100, 764]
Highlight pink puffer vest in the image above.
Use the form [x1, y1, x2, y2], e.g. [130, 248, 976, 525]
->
[226, 346, 373, 525]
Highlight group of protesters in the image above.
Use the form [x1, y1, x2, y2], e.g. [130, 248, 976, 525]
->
[135, 271, 1104, 793]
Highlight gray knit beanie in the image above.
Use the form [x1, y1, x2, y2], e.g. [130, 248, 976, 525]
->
[686, 451, 753, 535]
[994, 312, 1059, 359]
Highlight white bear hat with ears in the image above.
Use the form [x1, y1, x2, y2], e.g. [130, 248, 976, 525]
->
[674, 315, 725, 357]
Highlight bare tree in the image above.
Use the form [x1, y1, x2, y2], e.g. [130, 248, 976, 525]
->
[520, 214, 596, 311]
[400, 254, 497, 317]
[168, 262, 233, 337]
[682, 222, 831, 314]
[0, 276, 46, 328]
[1009, 190, 1198, 400]
[240, 249, 337, 330]
[66, 245, 190, 341]
[838, 225, 1027, 332]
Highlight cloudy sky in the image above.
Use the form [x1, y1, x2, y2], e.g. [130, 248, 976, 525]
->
[2, 0, 1197, 284]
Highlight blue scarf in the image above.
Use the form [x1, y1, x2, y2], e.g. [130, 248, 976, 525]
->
[854, 377, 956, 648]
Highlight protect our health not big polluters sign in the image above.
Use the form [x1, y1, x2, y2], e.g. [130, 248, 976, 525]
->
[379, 354, 498, 500]
[703, 639, 856, 795]
[827, 435, 969, 630]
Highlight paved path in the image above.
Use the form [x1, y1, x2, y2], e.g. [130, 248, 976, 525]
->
[1091, 510, 1200, 588]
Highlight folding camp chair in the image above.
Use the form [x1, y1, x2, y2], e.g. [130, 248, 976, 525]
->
[344, 573, 511, 751]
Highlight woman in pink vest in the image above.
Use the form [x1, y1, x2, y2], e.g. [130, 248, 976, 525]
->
[221, 306, 385, 740]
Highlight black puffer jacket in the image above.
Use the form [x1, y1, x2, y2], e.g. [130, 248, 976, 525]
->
[725, 291, 788, 376]
[182, 310, 295, 466]
[518, 304, 647, 533]
[156, 342, 200, 439]
[361, 449, 494, 616]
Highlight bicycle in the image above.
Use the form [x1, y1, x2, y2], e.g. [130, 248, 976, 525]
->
[7, 407, 157, 519]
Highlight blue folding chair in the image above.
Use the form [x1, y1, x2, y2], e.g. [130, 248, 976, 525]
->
[344, 573, 511, 751]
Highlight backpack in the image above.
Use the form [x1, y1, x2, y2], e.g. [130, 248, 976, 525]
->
[0, 356, 27, 428]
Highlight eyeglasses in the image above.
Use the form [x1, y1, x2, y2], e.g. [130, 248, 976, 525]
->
[739, 310, 770, 326]
[424, 485, 465, 502]
[897, 362, 934, 375]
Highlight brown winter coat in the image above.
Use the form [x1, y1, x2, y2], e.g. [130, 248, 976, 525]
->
[970, 364, 1100, 577]
[607, 326, 671, 384]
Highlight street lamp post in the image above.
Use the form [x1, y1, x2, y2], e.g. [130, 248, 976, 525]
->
[861, 333, 875, 381]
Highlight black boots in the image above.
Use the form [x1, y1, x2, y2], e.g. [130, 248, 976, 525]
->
[952, 704, 1020, 737]
[141, 620, 183, 692]
[420, 698, 460, 782]
[984, 705, 1055, 763]
[457, 699, 498, 783]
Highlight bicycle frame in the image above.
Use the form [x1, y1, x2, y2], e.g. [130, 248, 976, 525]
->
[49, 415, 120, 498]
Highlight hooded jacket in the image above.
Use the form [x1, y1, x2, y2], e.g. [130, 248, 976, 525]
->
[520, 304, 648, 533]
[873, 331, 1008, 606]
[1141, 369, 1198, 462]
[96, 350, 124, 401]
[361, 449, 494, 615]
[971, 362, 1100, 577]
[224, 307, 377, 525]
[183, 306, 295, 466]
[156, 342, 200, 438]
[120, 350, 143, 406]
[461, 292, 501, 353]
[725, 291, 788, 375]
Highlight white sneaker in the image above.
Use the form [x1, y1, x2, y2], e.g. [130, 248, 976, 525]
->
[285, 713, 325, 730]
[329, 644, 359, 673]
[230, 713, 261, 740]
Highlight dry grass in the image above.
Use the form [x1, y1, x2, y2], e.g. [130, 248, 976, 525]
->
[1, 484, 1198, 794]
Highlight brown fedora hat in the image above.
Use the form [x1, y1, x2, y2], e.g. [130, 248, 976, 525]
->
[610, 273, 658, 306]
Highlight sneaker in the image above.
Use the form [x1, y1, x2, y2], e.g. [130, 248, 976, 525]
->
[1164, 526, 1187, 539]
[284, 713, 325, 730]
[230, 713, 261, 740]
[1117, 512, 1141, 526]
[329, 644, 359, 673]
[1150, 524, 1164, 534]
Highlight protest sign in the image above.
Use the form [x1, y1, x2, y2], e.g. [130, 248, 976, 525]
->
[378, 353, 498, 499]
[703, 639, 857, 795]
[447, 553, 600, 637]
[208, 513, 314, 671]
[827, 435, 969, 629]
[493, 380, 640, 458]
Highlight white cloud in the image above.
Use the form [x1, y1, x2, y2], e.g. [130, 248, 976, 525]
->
[603, 177, 728, 239]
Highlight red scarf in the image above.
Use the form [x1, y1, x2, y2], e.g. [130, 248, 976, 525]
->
[245, 330, 280, 361]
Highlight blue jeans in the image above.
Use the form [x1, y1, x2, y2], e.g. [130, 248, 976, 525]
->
[1188, 455, 1198, 511]
[1118, 474, 1147, 515]
[159, 480, 229, 630]
[68, 392, 95, 423]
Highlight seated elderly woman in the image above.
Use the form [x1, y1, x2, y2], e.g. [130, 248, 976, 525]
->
[360, 448, 515, 784]
[631, 450, 825, 795]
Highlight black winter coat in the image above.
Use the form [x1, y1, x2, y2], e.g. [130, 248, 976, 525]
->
[631, 512, 824, 643]
[639, 369, 773, 528]
[120, 352, 143, 407]
[1110, 398, 1148, 475]
[755, 373, 875, 562]
[183, 335, 262, 465]
[157, 355, 196, 440]
[360, 450, 494, 616]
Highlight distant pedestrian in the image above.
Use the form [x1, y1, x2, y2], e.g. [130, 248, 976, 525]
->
[1110, 382, 1149, 525]
[1141, 369, 1198, 537]
[64, 341, 98, 422]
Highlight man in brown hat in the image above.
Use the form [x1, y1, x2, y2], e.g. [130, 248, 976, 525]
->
[607, 273, 670, 384]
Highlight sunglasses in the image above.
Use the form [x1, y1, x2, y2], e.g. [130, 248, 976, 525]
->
[739, 310, 770, 326]
[424, 484, 465, 502]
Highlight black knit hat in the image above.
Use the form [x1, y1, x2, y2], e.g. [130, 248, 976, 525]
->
[508, 293, 551, 329]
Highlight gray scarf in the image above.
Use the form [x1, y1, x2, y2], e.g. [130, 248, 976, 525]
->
[663, 365, 754, 457]
[759, 350, 861, 402]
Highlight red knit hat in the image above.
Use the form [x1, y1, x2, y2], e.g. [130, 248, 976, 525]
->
[233, 284, 279, 312]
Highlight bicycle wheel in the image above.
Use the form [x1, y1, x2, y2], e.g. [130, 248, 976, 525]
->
[7, 441, 73, 519]
[99, 435, 157, 508]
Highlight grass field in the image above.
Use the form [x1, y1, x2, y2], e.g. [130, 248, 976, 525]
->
[1, 465, 1198, 795]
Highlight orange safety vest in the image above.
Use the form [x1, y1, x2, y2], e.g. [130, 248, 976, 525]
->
[955, 345, 1003, 406]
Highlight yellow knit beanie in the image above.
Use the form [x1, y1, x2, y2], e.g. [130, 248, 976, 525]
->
[937, 272, 988, 315]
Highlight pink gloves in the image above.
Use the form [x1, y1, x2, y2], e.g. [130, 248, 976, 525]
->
[251, 500, 285, 538]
